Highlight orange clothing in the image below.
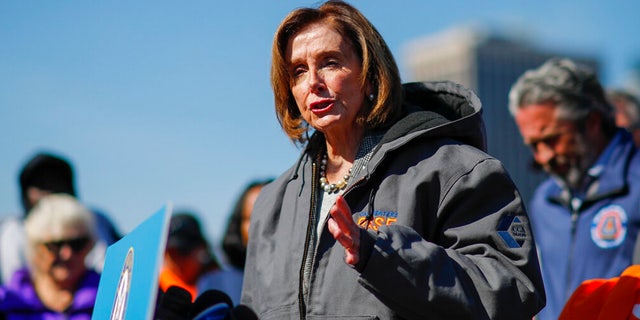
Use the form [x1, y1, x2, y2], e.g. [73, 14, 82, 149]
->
[159, 266, 197, 301]
[559, 265, 640, 320]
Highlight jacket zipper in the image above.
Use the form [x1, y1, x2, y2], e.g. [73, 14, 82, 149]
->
[298, 161, 318, 320]
[296, 157, 372, 319]
[565, 198, 581, 301]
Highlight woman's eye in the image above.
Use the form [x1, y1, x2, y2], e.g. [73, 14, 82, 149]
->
[325, 60, 339, 68]
[292, 66, 306, 78]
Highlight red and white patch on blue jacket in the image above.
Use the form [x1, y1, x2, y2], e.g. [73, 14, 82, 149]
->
[591, 204, 628, 249]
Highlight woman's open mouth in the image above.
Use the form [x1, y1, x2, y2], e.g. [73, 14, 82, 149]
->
[310, 100, 334, 114]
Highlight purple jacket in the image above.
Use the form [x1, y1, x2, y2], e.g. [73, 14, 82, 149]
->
[0, 268, 100, 320]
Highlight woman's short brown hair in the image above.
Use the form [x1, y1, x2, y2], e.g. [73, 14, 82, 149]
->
[271, 0, 403, 145]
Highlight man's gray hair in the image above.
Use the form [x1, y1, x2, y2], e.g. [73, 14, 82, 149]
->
[608, 89, 640, 130]
[508, 58, 615, 132]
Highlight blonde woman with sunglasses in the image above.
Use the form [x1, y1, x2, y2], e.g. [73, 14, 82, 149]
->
[0, 193, 99, 319]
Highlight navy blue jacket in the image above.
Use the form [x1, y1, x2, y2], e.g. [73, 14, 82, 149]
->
[530, 130, 640, 320]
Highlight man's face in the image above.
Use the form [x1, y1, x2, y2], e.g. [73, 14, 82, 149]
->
[514, 102, 596, 189]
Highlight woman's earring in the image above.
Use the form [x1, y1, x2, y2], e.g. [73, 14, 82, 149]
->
[368, 93, 374, 102]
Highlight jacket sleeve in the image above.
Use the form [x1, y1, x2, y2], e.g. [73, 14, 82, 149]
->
[355, 158, 546, 320]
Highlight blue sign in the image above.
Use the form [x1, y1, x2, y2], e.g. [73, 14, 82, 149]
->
[92, 204, 172, 320]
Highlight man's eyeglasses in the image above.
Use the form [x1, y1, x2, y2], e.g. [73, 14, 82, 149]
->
[42, 236, 91, 253]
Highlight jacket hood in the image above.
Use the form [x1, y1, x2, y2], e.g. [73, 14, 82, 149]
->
[297, 81, 487, 175]
[381, 81, 487, 151]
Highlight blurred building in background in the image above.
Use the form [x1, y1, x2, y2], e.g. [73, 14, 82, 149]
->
[403, 25, 599, 204]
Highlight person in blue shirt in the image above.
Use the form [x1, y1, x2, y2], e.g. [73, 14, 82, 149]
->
[509, 58, 640, 320]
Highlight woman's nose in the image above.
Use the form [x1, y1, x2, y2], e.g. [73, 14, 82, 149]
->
[307, 69, 325, 93]
[57, 244, 74, 260]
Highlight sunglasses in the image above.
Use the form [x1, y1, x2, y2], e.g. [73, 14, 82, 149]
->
[42, 236, 91, 253]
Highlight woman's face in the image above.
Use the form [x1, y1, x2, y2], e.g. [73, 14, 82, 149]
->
[32, 228, 92, 289]
[286, 22, 366, 137]
[240, 186, 262, 247]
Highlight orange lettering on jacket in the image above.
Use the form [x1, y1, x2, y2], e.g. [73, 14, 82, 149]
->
[357, 216, 398, 231]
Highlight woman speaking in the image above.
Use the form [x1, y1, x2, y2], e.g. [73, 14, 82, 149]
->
[241, 1, 546, 319]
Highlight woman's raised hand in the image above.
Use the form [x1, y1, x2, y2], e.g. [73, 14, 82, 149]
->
[327, 195, 361, 265]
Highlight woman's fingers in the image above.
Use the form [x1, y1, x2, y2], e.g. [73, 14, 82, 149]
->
[328, 195, 360, 265]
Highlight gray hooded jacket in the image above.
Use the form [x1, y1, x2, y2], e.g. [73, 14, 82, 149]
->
[242, 82, 546, 319]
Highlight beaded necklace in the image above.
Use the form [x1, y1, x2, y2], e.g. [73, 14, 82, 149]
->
[318, 153, 353, 193]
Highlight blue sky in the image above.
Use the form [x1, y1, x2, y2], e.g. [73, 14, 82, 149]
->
[1, 1, 639, 245]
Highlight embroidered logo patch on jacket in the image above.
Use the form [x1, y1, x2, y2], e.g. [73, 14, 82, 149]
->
[591, 204, 628, 249]
[356, 210, 398, 231]
[497, 216, 527, 248]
